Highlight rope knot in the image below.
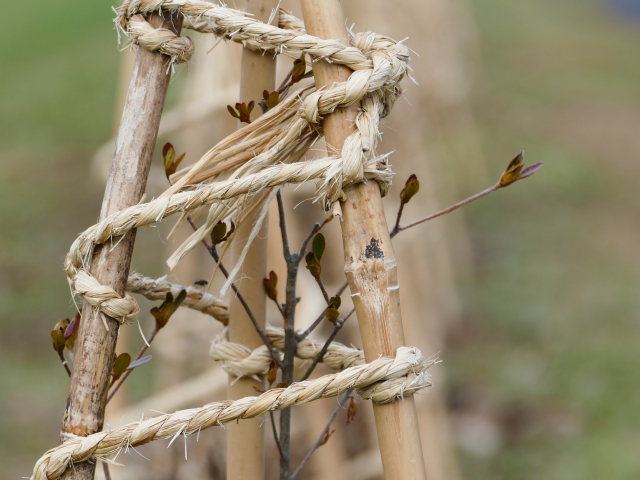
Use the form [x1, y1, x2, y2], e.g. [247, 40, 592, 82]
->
[125, 14, 194, 64]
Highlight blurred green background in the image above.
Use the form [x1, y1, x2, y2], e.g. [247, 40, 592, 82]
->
[1, 0, 639, 478]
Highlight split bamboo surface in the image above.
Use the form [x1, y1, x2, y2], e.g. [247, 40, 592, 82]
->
[60, 11, 183, 480]
[226, 1, 278, 479]
[299, 1, 428, 478]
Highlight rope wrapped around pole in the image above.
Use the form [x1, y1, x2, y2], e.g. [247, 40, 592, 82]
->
[32, 347, 434, 480]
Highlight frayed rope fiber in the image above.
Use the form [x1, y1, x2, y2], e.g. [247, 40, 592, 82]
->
[31, 3, 434, 478]
[33, 348, 434, 480]
[66, 1, 410, 327]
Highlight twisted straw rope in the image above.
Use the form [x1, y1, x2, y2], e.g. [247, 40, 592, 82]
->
[65, 158, 388, 325]
[126, 273, 229, 324]
[64, 3, 410, 325]
[35, 5, 428, 478]
[211, 325, 365, 378]
[32, 347, 433, 480]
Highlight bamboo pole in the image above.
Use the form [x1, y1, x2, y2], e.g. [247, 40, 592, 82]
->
[59, 11, 183, 480]
[299, 1, 428, 478]
[226, 2, 278, 479]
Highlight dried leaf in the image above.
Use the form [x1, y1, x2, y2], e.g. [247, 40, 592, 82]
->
[162, 142, 186, 180]
[312, 233, 325, 261]
[499, 151, 525, 187]
[267, 360, 277, 385]
[175, 289, 187, 308]
[162, 142, 175, 173]
[162, 142, 173, 158]
[326, 307, 340, 324]
[328, 295, 341, 310]
[346, 397, 358, 424]
[51, 329, 66, 354]
[318, 428, 335, 446]
[292, 54, 306, 81]
[400, 174, 420, 204]
[53, 318, 70, 335]
[227, 105, 240, 119]
[305, 256, 322, 280]
[151, 290, 186, 330]
[211, 221, 232, 245]
[230, 102, 253, 123]
[263, 271, 278, 302]
[112, 353, 131, 381]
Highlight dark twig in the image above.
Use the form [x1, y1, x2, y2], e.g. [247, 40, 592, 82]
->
[278, 193, 300, 480]
[57, 351, 71, 377]
[289, 391, 353, 480]
[107, 327, 159, 403]
[270, 411, 284, 459]
[391, 201, 405, 238]
[276, 190, 291, 260]
[391, 184, 500, 238]
[300, 308, 355, 381]
[187, 217, 283, 369]
[297, 280, 348, 341]
[314, 277, 330, 304]
[390, 157, 543, 238]
[270, 296, 286, 318]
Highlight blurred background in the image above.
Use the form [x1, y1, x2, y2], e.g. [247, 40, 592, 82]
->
[1, 0, 640, 479]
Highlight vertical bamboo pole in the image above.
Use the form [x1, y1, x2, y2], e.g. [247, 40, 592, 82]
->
[60, 12, 183, 480]
[226, 2, 277, 479]
[299, 1, 428, 478]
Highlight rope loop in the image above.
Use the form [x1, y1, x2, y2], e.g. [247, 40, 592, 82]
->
[126, 14, 194, 64]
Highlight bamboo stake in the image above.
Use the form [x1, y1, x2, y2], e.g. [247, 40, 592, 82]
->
[59, 12, 183, 480]
[299, 1, 428, 478]
[226, 2, 278, 479]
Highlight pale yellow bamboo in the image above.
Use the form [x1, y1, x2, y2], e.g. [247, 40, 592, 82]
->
[226, 2, 278, 479]
[299, 1, 427, 478]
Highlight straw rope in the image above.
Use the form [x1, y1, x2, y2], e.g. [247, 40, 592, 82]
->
[33, 347, 433, 480]
[126, 273, 229, 324]
[211, 325, 365, 379]
[63, 4, 410, 326]
[32, 4, 432, 478]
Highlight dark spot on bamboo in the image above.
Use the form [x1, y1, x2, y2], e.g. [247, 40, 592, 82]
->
[364, 238, 384, 259]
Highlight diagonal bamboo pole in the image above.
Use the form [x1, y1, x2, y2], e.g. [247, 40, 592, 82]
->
[60, 11, 183, 480]
[226, 2, 278, 479]
[299, 1, 428, 478]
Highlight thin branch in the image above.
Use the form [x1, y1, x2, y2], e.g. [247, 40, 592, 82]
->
[289, 391, 352, 480]
[277, 68, 293, 94]
[391, 201, 405, 238]
[270, 296, 286, 318]
[107, 327, 159, 403]
[270, 411, 284, 459]
[276, 190, 291, 260]
[187, 217, 283, 369]
[298, 216, 332, 260]
[300, 308, 354, 381]
[297, 280, 348, 341]
[57, 352, 71, 377]
[314, 277, 330, 304]
[391, 184, 501, 238]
